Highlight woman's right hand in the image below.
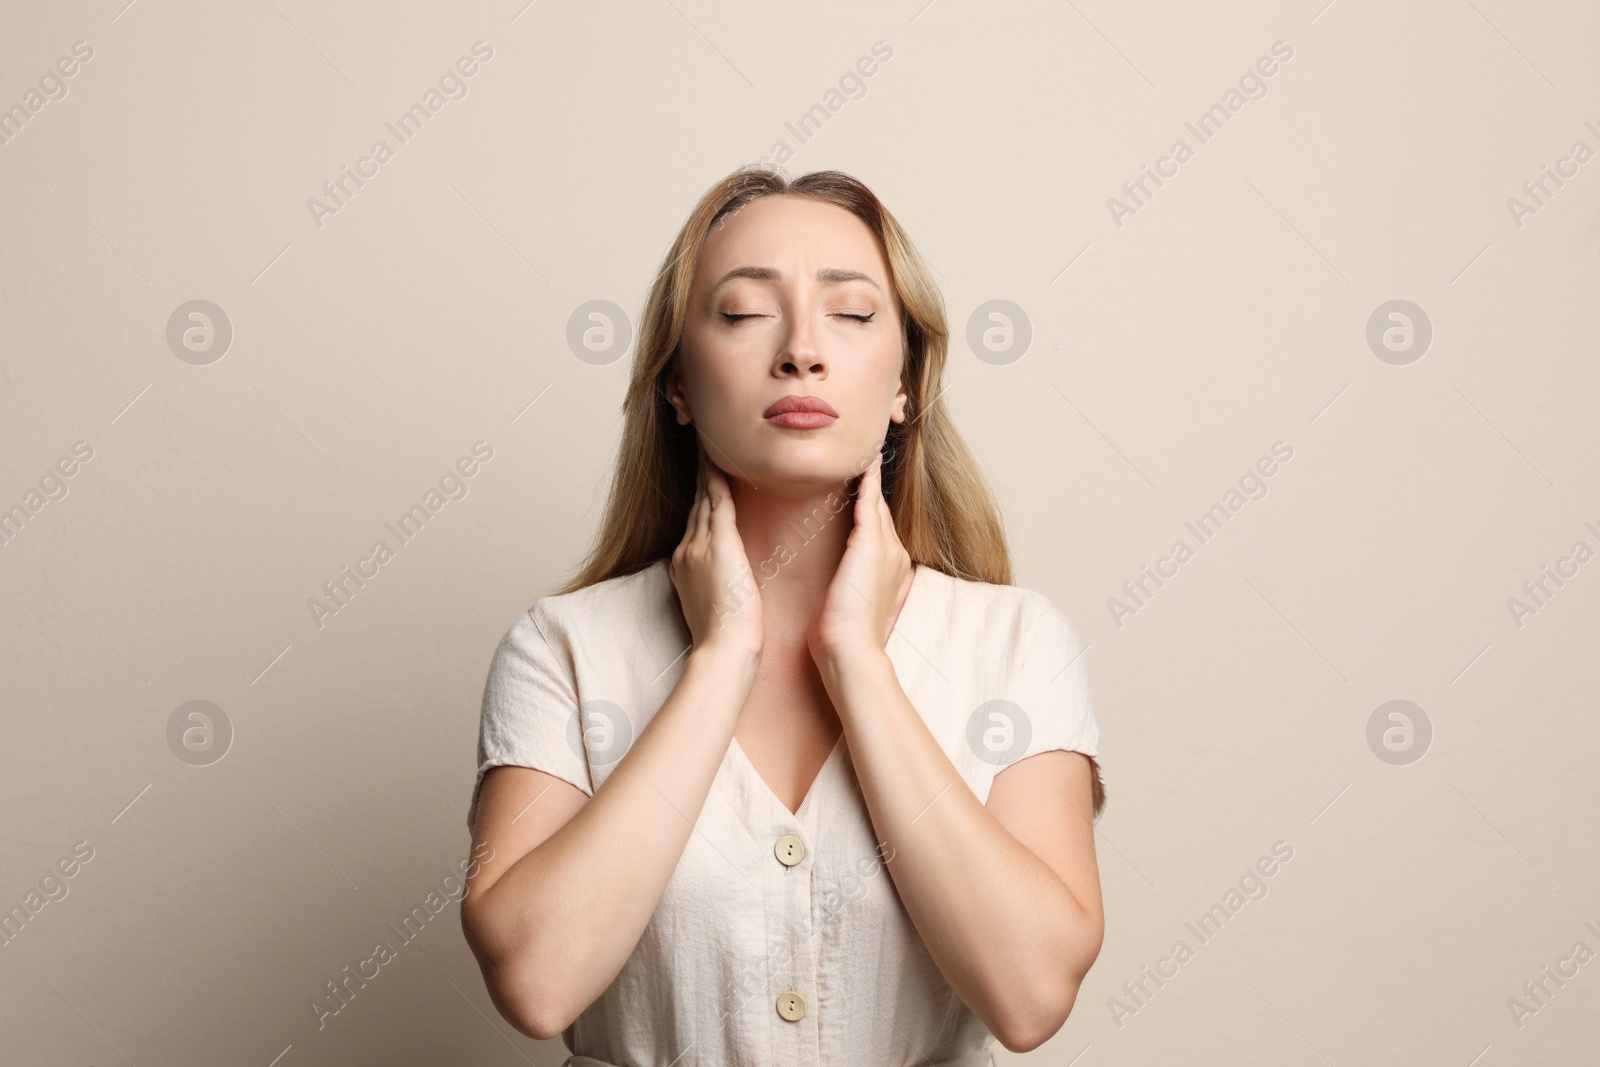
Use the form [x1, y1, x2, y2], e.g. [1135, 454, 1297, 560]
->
[668, 444, 764, 661]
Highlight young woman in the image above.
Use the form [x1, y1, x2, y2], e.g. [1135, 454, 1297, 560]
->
[461, 167, 1106, 1066]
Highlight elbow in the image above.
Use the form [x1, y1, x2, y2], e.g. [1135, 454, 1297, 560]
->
[992, 932, 1103, 1053]
[993, 977, 1085, 1054]
[480, 958, 574, 1042]
[460, 898, 575, 1042]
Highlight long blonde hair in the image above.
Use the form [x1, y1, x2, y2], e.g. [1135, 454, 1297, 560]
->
[556, 166, 1012, 596]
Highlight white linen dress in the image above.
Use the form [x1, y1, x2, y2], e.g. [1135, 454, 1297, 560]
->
[468, 559, 1101, 1067]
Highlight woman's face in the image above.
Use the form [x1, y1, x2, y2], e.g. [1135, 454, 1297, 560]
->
[668, 194, 908, 493]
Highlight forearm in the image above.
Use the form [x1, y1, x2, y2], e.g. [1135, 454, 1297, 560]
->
[472, 644, 758, 1031]
[815, 648, 1100, 1046]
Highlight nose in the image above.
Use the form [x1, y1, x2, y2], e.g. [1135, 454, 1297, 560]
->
[775, 309, 825, 379]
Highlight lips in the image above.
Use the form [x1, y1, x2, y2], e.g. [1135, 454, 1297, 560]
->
[763, 394, 838, 429]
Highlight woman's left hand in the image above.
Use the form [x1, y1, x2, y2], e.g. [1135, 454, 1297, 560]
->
[807, 451, 914, 664]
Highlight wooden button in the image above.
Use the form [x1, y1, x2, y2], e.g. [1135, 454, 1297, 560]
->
[774, 834, 806, 866]
[776, 989, 807, 1021]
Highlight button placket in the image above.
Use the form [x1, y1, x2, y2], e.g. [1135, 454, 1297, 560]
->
[769, 815, 820, 1064]
[773, 830, 807, 1025]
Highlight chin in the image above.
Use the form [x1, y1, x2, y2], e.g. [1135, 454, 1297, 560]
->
[744, 448, 863, 493]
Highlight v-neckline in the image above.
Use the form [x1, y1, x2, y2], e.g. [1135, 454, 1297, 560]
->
[724, 563, 929, 821]
[727, 730, 846, 820]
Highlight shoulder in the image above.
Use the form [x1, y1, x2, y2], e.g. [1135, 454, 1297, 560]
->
[901, 568, 1098, 806]
[510, 559, 672, 640]
[492, 559, 681, 676]
[918, 566, 1077, 649]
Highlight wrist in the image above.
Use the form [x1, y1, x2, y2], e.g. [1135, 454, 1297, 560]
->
[688, 639, 763, 676]
[811, 640, 892, 684]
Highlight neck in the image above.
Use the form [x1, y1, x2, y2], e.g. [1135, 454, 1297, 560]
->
[727, 477, 857, 645]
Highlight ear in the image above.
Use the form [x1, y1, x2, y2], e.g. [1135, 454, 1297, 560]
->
[664, 363, 693, 425]
[889, 373, 909, 424]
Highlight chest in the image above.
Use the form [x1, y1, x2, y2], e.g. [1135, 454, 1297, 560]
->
[733, 647, 842, 817]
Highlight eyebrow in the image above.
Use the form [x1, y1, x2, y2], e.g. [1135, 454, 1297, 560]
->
[709, 266, 883, 295]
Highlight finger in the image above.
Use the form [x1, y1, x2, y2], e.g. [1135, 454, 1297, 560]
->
[705, 463, 736, 533]
[860, 451, 883, 513]
[849, 470, 878, 548]
[682, 484, 704, 548]
[700, 453, 724, 539]
[705, 458, 731, 500]
[874, 454, 897, 531]
[695, 467, 712, 541]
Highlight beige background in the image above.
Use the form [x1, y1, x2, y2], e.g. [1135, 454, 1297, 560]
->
[3, 0, 1597, 1064]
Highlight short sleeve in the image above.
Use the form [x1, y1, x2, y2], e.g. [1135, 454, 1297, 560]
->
[1007, 598, 1099, 764]
[468, 602, 594, 832]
